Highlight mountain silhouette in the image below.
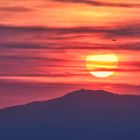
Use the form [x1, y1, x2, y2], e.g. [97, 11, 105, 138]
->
[0, 89, 140, 140]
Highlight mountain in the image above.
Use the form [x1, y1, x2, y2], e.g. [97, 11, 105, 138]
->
[0, 89, 140, 140]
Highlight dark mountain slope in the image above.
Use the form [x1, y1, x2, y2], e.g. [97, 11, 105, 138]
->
[0, 89, 140, 140]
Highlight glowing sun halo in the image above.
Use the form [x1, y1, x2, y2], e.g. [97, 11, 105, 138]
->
[86, 53, 118, 78]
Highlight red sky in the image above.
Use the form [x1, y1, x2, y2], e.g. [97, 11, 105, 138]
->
[0, 0, 140, 108]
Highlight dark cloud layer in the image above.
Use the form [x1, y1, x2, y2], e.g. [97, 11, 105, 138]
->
[54, 0, 140, 8]
[0, 23, 139, 38]
[0, 42, 140, 51]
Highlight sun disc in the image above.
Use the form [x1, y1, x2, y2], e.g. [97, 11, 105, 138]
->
[86, 53, 118, 78]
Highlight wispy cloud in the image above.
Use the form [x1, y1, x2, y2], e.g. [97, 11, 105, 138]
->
[0, 24, 139, 50]
[0, 6, 32, 12]
[0, 23, 140, 35]
[53, 0, 140, 8]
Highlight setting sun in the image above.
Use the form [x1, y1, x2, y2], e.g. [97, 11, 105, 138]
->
[86, 53, 119, 78]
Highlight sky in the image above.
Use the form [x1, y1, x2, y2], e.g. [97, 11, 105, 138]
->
[0, 0, 140, 108]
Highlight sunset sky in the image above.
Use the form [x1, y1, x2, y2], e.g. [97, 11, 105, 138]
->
[0, 0, 140, 108]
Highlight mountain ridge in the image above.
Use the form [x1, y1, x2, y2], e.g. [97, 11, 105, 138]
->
[0, 89, 140, 139]
[0, 89, 139, 111]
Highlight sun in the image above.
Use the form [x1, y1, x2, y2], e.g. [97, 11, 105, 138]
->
[86, 53, 118, 78]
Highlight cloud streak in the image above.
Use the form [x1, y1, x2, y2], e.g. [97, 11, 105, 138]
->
[0, 6, 32, 12]
[53, 0, 140, 8]
[0, 23, 139, 40]
[0, 42, 140, 51]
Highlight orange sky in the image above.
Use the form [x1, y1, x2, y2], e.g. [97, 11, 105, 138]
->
[0, 0, 140, 108]
[0, 0, 140, 27]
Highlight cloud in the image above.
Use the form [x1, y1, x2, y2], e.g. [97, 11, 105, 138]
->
[0, 63, 139, 77]
[53, 0, 140, 8]
[0, 24, 139, 79]
[105, 24, 140, 39]
[0, 6, 32, 12]
[0, 23, 140, 41]
[0, 40, 139, 52]
[0, 23, 140, 37]
[0, 24, 46, 33]
[0, 43, 45, 49]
